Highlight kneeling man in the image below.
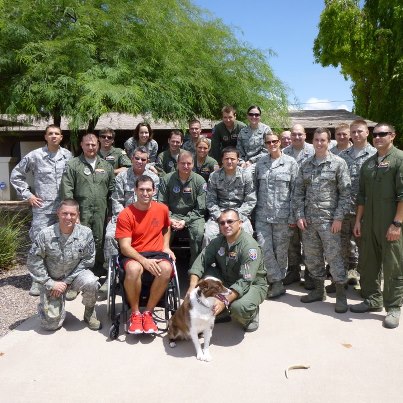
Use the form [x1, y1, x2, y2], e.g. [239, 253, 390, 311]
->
[116, 175, 175, 334]
[188, 209, 267, 332]
[27, 199, 101, 331]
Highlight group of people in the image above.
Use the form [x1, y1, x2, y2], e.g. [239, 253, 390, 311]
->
[10, 104, 403, 334]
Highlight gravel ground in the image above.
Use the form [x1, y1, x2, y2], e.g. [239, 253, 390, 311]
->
[0, 263, 38, 338]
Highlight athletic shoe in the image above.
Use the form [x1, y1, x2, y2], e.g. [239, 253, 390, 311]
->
[142, 311, 158, 334]
[128, 312, 143, 334]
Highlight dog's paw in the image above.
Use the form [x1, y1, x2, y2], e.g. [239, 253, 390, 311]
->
[202, 351, 212, 362]
[196, 351, 205, 361]
[169, 341, 177, 348]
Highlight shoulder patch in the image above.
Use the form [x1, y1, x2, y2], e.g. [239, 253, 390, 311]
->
[248, 248, 257, 261]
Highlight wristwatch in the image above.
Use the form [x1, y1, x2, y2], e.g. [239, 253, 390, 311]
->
[392, 220, 402, 228]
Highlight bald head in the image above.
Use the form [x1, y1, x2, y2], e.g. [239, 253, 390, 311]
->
[290, 124, 306, 150]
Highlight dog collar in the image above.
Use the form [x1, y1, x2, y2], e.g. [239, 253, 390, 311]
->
[196, 295, 212, 309]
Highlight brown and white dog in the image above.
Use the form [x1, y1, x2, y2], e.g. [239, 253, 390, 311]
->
[168, 277, 230, 361]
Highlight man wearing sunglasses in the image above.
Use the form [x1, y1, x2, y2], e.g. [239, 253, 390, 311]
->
[104, 147, 160, 264]
[188, 209, 267, 332]
[351, 123, 403, 329]
[97, 128, 131, 175]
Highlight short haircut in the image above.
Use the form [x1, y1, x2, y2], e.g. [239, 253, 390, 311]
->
[189, 119, 201, 127]
[134, 122, 153, 142]
[374, 122, 395, 133]
[132, 146, 149, 158]
[314, 127, 331, 141]
[335, 123, 350, 133]
[221, 146, 239, 159]
[279, 130, 291, 139]
[196, 137, 211, 149]
[169, 129, 184, 142]
[45, 124, 62, 135]
[219, 208, 240, 220]
[350, 119, 368, 129]
[99, 128, 115, 138]
[135, 175, 155, 190]
[81, 133, 97, 142]
[222, 105, 236, 115]
[178, 150, 193, 162]
[247, 105, 262, 114]
[58, 198, 79, 212]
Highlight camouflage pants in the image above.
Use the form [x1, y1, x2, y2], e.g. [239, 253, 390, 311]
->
[341, 214, 359, 270]
[255, 221, 292, 283]
[38, 270, 99, 331]
[29, 212, 57, 242]
[287, 226, 304, 267]
[104, 219, 118, 259]
[301, 222, 346, 283]
[203, 217, 253, 248]
[230, 283, 267, 326]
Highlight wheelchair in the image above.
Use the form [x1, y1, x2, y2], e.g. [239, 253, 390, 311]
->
[107, 254, 181, 340]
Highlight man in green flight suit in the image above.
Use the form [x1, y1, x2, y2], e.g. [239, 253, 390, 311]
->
[97, 128, 132, 175]
[61, 133, 115, 282]
[188, 209, 268, 332]
[351, 123, 403, 329]
[158, 150, 206, 265]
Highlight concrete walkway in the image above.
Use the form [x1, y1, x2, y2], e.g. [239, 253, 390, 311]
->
[1, 280, 402, 403]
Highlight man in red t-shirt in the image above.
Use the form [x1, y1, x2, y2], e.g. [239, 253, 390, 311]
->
[116, 174, 176, 334]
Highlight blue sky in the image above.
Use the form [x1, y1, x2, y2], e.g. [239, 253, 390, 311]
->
[194, 0, 353, 111]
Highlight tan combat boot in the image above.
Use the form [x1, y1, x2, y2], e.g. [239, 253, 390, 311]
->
[84, 306, 102, 331]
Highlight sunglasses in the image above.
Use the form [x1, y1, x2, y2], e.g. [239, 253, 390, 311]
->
[134, 156, 147, 162]
[248, 113, 260, 117]
[373, 131, 391, 138]
[265, 139, 279, 145]
[100, 135, 113, 140]
[218, 219, 239, 226]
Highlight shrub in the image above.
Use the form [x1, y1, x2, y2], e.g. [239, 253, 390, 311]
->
[0, 212, 30, 270]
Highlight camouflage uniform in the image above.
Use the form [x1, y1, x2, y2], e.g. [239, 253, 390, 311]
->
[124, 138, 159, 162]
[182, 139, 197, 156]
[155, 150, 179, 176]
[27, 223, 98, 330]
[10, 145, 72, 241]
[293, 153, 351, 283]
[61, 155, 115, 276]
[204, 166, 256, 246]
[104, 168, 160, 258]
[237, 123, 271, 165]
[189, 230, 267, 327]
[339, 144, 376, 271]
[210, 120, 246, 162]
[255, 154, 299, 282]
[283, 143, 315, 268]
[330, 145, 351, 156]
[193, 155, 219, 182]
[98, 146, 131, 171]
[158, 171, 206, 264]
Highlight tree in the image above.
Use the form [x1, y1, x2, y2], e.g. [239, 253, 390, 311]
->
[0, 0, 289, 135]
[314, 0, 403, 146]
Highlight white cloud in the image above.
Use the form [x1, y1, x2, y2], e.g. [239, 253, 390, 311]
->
[303, 97, 333, 110]
[302, 97, 352, 111]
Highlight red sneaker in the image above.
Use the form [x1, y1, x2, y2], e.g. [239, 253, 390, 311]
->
[142, 311, 158, 334]
[128, 312, 143, 334]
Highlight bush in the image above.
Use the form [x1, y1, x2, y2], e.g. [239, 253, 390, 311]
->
[0, 212, 30, 270]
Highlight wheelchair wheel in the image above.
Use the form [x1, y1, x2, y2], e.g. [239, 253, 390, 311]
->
[106, 256, 116, 316]
[109, 323, 119, 340]
[164, 279, 181, 322]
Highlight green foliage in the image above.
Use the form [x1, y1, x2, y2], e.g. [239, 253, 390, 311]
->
[314, 0, 403, 148]
[0, 212, 30, 270]
[0, 0, 289, 136]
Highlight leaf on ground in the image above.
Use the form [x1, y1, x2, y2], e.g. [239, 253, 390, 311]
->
[342, 343, 352, 348]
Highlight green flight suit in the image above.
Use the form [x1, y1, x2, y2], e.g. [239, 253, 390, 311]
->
[189, 230, 268, 327]
[156, 150, 178, 176]
[357, 146, 403, 309]
[98, 147, 131, 172]
[158, 171, 206, 265]
[61, 155, 115, 276]
[193, 155, 219, 182]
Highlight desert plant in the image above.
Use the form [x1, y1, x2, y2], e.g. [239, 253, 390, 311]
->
[0, 212, 30, 270]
